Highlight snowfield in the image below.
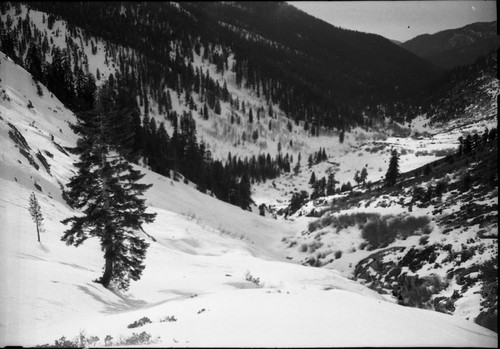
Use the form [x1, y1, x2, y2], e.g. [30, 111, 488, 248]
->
[0, 50, 498, 348]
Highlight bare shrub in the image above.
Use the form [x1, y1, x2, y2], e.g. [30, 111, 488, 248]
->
[245, 270, 261, 287]
[361, 214, 432, 250]
[127, 316, 152, 329]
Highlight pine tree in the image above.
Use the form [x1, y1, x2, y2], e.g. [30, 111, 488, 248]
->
[25, 43, 43, 82]
[308, 154, 313, 168]
[252, 129, 258, 142]
[61, 87, 156, 291]
[309, 171, 316, 186]
[239, 174, 252, 210]
[339, 129, 345, 144]
[360, 167, 368, 187]
[29, 192, 44, 242]
[385, 149, 399, 187]
[293, 153, 301, 175]
[214, 99, 221, 115]
[326, 173, 338, 195]
[203, 103, 209, 120]
[463, 135, 473, 155]
[311, 176, 326, 200]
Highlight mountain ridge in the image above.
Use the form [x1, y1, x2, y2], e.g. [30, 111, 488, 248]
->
[401, 21, 499, 69]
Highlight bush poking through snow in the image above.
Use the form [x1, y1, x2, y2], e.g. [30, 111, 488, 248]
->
[36, 333, 99, 347]
[160, 315, 177, 322]
[245, 270, 261, 287]
[419, 235, 430, 245]
[309, 212, 432, 250]
[361, 214, 432, 250]
[117, 332, 159, 346]
[127, 316, 152, 329]
[35, 336, 79, 348]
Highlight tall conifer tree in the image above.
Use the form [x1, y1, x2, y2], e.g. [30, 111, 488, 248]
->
[385, 149, 400, 187]
[61, 84, 156, 291]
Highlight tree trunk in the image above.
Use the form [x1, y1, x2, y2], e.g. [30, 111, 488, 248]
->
[36, 221, 40, 242]
[100, 246, 113, 289]
[98, 113, 113, 289]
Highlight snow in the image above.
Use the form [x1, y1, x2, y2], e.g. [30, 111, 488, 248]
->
[0, 39, 498, 349]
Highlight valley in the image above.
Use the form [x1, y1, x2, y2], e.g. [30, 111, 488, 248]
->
[0, 2, 498, 347]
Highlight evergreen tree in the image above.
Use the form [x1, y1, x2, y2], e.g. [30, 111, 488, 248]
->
[61, 88, 156, 291]
[463, 135, 473, 155]
[385, 149, 399, 187]
[360, 167, 368, 187]
[293, 153, 301, 175]
[203, 103, 209, 120]
[238, 174, 252, 210]
[457, 136, 464, 156]
[311, 176, 326, 200]
[309, 171, 316, 186]
[289, 190, 308, 215]
[25, 43, 43, 82]
[308, 154, 313, 168]
[339, 129, 345, 144]
[326, 173, 338, 195]
[29, 192, 44, 242]
[214, 99, 221, 115]
[252, 129, 258, 142]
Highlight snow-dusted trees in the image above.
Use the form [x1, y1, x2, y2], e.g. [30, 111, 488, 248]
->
[310, 176, 326, 200]
[29, 192, 44, 242]
[61, 85, 156, 291]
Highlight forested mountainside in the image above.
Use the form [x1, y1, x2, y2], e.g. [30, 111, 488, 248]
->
[401, 21, 499, 69]
[0, 1, 497, 209]
[12, 1, 441, 130]
[406, 50, 497, 125]
[0, 1, 436, 209]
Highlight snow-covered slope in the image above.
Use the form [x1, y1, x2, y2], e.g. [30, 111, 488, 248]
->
[0, 51, 498, 347]
[1, 3, 342, 165]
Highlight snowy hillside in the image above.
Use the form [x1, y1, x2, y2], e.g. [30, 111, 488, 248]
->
[1, 3, 342, 164]
[1, 50, 497, 347]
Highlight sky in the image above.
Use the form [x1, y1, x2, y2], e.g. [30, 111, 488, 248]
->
[288, 1, 497, 42]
